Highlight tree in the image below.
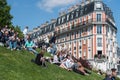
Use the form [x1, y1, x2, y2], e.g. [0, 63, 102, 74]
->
[14, 25, 24, 38]
[0, 0, 24, 38]
[0, 0, 13, 28]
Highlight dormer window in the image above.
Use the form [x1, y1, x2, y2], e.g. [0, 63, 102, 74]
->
[76, 9, 79, 17]
[95, 2, 103, 10]
[71, 12, 74, 19]
[67, 14, 70, 21]
[80, 8, 83, 16]
[58, 18, 61, 24]
[62, 16, 65, 23]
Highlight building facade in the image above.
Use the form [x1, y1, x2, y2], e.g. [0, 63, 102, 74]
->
[117, 46, 120, 77]
[28, 0, 117, 72]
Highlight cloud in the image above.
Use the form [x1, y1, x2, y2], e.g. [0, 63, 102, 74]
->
[37, 0, 79, 12]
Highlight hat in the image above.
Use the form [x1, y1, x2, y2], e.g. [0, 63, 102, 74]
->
[111, 68, 116, 72]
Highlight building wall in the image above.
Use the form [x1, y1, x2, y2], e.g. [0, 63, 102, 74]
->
[28, 1, 118, 72]
[55, 11, 117, 71]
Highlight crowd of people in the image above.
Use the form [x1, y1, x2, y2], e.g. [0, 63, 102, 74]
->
[48, 49, 92, 75]
[0, 25, 24, 50]
[0, 25, 117, 79]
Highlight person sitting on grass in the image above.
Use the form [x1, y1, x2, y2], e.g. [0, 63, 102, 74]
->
[24, 36, 38, 56]
[59, 54, 74, 71]
[79, 56, 92, 70]
[72, 61, 91, 76]
[31, 50, 47, 67]
[50, 51, 61, 66]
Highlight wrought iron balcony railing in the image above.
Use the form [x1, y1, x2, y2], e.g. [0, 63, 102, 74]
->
[94, 54, 107, 63]
[55, 18, 106, 35]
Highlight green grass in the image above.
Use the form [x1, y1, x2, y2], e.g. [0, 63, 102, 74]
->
[0, 46, 104, 80]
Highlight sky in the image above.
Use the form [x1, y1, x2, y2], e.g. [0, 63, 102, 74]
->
[7, 0, 120, 45]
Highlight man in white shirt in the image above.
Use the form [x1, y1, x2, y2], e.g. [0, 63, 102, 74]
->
[23, 26, 28, 40]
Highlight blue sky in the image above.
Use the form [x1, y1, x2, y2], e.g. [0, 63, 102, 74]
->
[7, 0, 120, 45]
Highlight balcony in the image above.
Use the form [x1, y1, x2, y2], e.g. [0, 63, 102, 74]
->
[94, 54, 107, 63]
[56, 18, 106, 35]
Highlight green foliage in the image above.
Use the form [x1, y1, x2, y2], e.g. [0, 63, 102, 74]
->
[0, 0, 24, 39]
[0, 0, 13, 28]
[0, 46, 104, 80]
[14, 25, 24, 38]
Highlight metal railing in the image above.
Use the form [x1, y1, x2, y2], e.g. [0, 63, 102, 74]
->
[56, 18, 106, 35]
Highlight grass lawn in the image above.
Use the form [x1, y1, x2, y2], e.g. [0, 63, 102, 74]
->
[0, 46, 104, 80]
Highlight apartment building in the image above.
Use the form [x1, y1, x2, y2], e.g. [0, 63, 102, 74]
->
[28, 0, 117, 72]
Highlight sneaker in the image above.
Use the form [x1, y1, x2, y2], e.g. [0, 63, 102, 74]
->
[7, 47, 10, 49]
[17, 49, 20, 51]
[85, 73, 89, 76]
[51, 54, 53, 56]
[13, 48, 16, 50]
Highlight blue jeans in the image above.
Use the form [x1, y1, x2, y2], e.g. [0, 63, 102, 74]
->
[9, 41, 17, 49]
[51, 43, 57, 55]
[27, 47, 38, 56]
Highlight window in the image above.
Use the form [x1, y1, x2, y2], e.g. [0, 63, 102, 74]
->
[75, 19, 77, 22]
[79, 46, 81, 49]
[76, 9, 79, 17]
[84, 50, 86, 56]
[85, 7, 87, 12]
[80, 8, 83, 16]
[67, 14, 70, 21]
[79, 30, 81, 37]
[83, 39, 86, 44]
[70, 33, 71, 40]
[71, 14, 74, 19]
[97, 25, 102, 34]
[98, 51, 102, 55]
[67, 34, 69, 37]
[53, 23, 56, 28]
[96, 3, 102, 10]
[97, 14, 101, 22]
[62, 16, 65, 23]
[97, 38, 102, 47]
[58, 18, 61, 24]
[88, 38, 91, 47]
[45, 28, 46, 32]
[74, 47, 76, 50]
[80, 51, 81, 53]
[75, 32, 76, 39]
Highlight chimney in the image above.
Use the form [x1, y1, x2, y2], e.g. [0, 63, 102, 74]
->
[59, 11, 66, 16]
[67, 5, 75, 13]
[41, 24, 46, 28]
[81, 0, 85, 6]
[45, 21, 49, 25]
[85, 0, 91, 4]
[51, 19, 56, 23]
[68, 7, 72, 13]
[74, 4, 79, 9]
